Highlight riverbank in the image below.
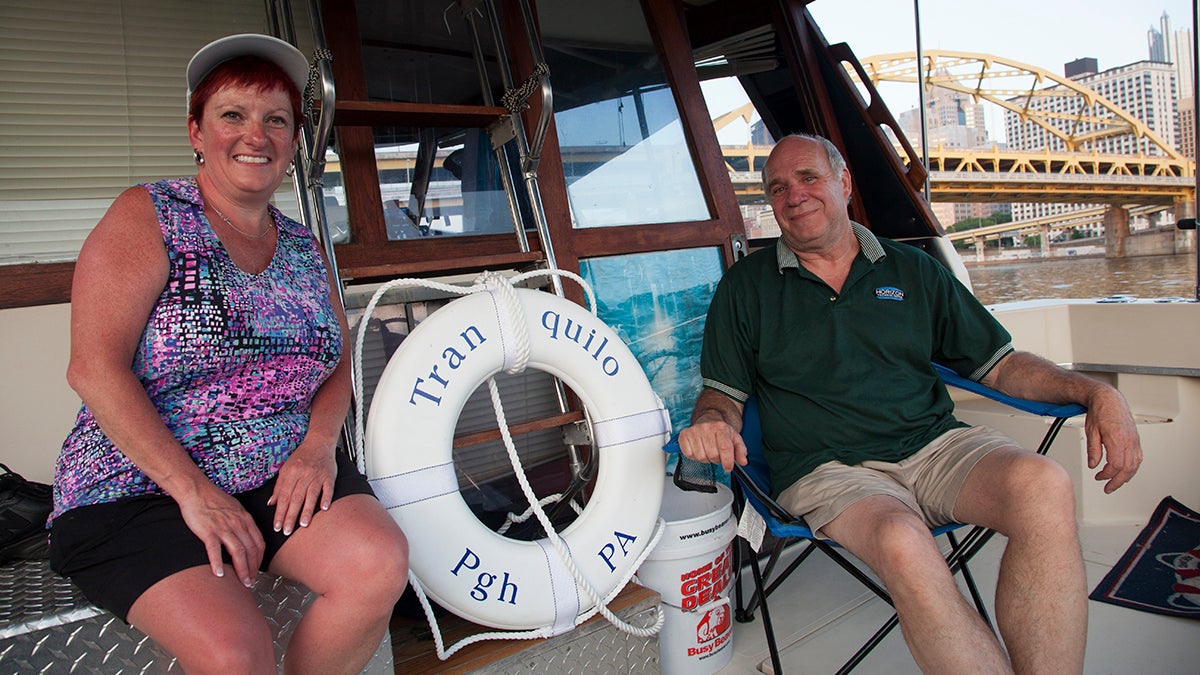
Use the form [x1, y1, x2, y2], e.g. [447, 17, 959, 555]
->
[962, 250, 1107, 266]
[960, 226, 1195, 267]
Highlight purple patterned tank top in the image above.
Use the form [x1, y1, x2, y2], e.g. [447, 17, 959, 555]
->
[51, 178, 342, 520]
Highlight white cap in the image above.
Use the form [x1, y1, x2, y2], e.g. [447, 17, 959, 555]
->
[187, 34, 308, 105]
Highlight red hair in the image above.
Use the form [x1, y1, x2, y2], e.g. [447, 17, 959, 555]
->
[188, 55, 303, 138]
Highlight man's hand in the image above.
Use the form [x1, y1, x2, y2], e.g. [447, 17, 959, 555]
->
[678, 389, 749, 472]
[1083, 387, 1143, 493]
[678, 418, 748, 472]
[984, 350, 1143, 493]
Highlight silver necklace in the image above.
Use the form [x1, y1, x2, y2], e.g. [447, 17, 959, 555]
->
[210, 204, 273, 239]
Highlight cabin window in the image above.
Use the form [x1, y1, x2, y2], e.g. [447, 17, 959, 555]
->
[579, 247, 724, 434]
[536, 0, 711, 228]
[701, 77, 779, 240]
[0, 0, 284, 267]
[326, 126, 522, 242]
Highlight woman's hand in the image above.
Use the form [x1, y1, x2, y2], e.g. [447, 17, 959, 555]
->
[177, 483, 265, 588]
[268, 442, 337, 537]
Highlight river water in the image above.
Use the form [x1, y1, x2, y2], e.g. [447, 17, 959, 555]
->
[964, 253, 1198, 306]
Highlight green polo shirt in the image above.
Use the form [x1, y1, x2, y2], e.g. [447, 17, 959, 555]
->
[700, 223, 1013, 495]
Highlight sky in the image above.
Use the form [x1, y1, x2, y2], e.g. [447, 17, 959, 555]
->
[701, 0, 1196, 144]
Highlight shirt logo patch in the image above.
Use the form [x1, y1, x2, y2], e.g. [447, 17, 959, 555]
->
[875, 286, 905, 302]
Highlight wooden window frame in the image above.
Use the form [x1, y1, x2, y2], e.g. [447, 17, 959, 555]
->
[1, 0, 746, 309]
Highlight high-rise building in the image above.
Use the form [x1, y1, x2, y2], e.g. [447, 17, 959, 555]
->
[899, 71, 990, 152]
[1004, 58, 1180, 233]
[1007, 60, 1178, 155]
[1180, 95, 1196, 159]
[1170, 30, 1195, 100]
[1158, 12, 1195, 100]
[1148, 18, 1166, 62]
[898, 69, 1004, 229]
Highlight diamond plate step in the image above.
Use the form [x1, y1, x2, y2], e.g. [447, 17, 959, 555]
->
[0, 558, 391, 673]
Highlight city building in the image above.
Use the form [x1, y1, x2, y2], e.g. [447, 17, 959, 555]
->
[899, 69, 1007, 231]
[898, 72, 990, 152]
[1181, 95, 1196, 159]
[1004, 58, 1181, 238]
[1152, 11, 1195, 100]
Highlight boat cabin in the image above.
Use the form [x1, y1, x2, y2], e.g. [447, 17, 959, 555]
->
[1, 0, 1198, 672]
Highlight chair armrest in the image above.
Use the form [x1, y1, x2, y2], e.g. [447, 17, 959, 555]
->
[933, 362, 1086, 419]
[731, 465, 805, 527]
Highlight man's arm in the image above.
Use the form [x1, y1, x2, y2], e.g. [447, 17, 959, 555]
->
[981, 351, 1143, 493]
[677, 389, 747, 472]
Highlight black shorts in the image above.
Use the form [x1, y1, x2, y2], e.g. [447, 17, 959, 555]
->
[49, 450, 375, 622]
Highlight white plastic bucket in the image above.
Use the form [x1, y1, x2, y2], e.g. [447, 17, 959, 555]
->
[638, 477, 737, 674]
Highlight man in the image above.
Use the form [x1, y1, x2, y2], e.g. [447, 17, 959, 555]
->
[678, 133, 1142, 673]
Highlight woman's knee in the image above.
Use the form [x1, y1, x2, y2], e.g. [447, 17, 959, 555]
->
[327, 519, 409, 603]
[191, 631, 274, 675]
[153, 614, 274, 674]
[363, 526, 409, 599]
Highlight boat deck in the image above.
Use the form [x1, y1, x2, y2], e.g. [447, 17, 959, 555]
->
[720, 521, 1200, 674]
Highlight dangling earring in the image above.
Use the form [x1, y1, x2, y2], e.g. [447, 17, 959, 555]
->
[194, 150, 204, 165]
[285, 162, 296, 177]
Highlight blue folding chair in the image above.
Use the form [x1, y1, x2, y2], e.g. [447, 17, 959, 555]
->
[668, 364, 1086, 674]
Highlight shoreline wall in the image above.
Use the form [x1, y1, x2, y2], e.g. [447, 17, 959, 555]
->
[961, 228, 1195, 266]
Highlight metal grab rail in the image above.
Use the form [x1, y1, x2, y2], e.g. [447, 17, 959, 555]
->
[304, 0, 336, 186]
[515, 0, 553, 173]
[268, 0, 354, 453]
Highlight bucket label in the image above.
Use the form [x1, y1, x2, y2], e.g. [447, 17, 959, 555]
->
[688, 603, 732, 657]
[678, 544, 732, 611]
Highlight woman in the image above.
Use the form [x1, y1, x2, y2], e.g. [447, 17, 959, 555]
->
[48, 34, 408, 674]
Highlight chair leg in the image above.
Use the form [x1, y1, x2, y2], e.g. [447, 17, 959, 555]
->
[815, 540, 892, 605]
[745, 535, 785, 675]
[945, 530, 994, 631]
[754, 540, 819, 615]
[838, 613, 900, 675]
[1036, 418, 1069, 456]
[741, 540, 786, 620]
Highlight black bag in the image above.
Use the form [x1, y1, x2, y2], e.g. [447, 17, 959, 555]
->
[0, 463, 52, 564]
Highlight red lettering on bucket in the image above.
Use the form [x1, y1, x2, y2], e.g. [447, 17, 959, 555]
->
[686, 623, 731, 658]
[679, 545, 733, 610]
[678, 561, 712, 582]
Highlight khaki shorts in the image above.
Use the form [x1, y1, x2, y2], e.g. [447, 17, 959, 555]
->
[776, 426, 1019, 538]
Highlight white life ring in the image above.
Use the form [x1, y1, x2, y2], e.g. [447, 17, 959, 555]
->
[365, 287, 668, 631]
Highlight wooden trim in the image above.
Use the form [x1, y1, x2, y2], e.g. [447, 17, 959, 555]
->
[333, 101, 507, 129]
[0, 263, 73, 309]
[642, 0, 746, 268]
[452, 410, 584, 449]
[320, 0, 367, 99]
[774, 0, 871, 224]
[338, 252, 546, 284]
[337, 126, 389, 245]
[320, 0, 539, 283]
[568, 220, 734, 259]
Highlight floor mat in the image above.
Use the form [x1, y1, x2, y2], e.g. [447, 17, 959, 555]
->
[1089, 496, 1200, 620]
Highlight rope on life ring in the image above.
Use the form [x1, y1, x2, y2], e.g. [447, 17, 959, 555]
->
[353, 270, 669, 658]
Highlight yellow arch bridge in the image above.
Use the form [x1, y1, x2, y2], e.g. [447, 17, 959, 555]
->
[715, 50, 1196, 233]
